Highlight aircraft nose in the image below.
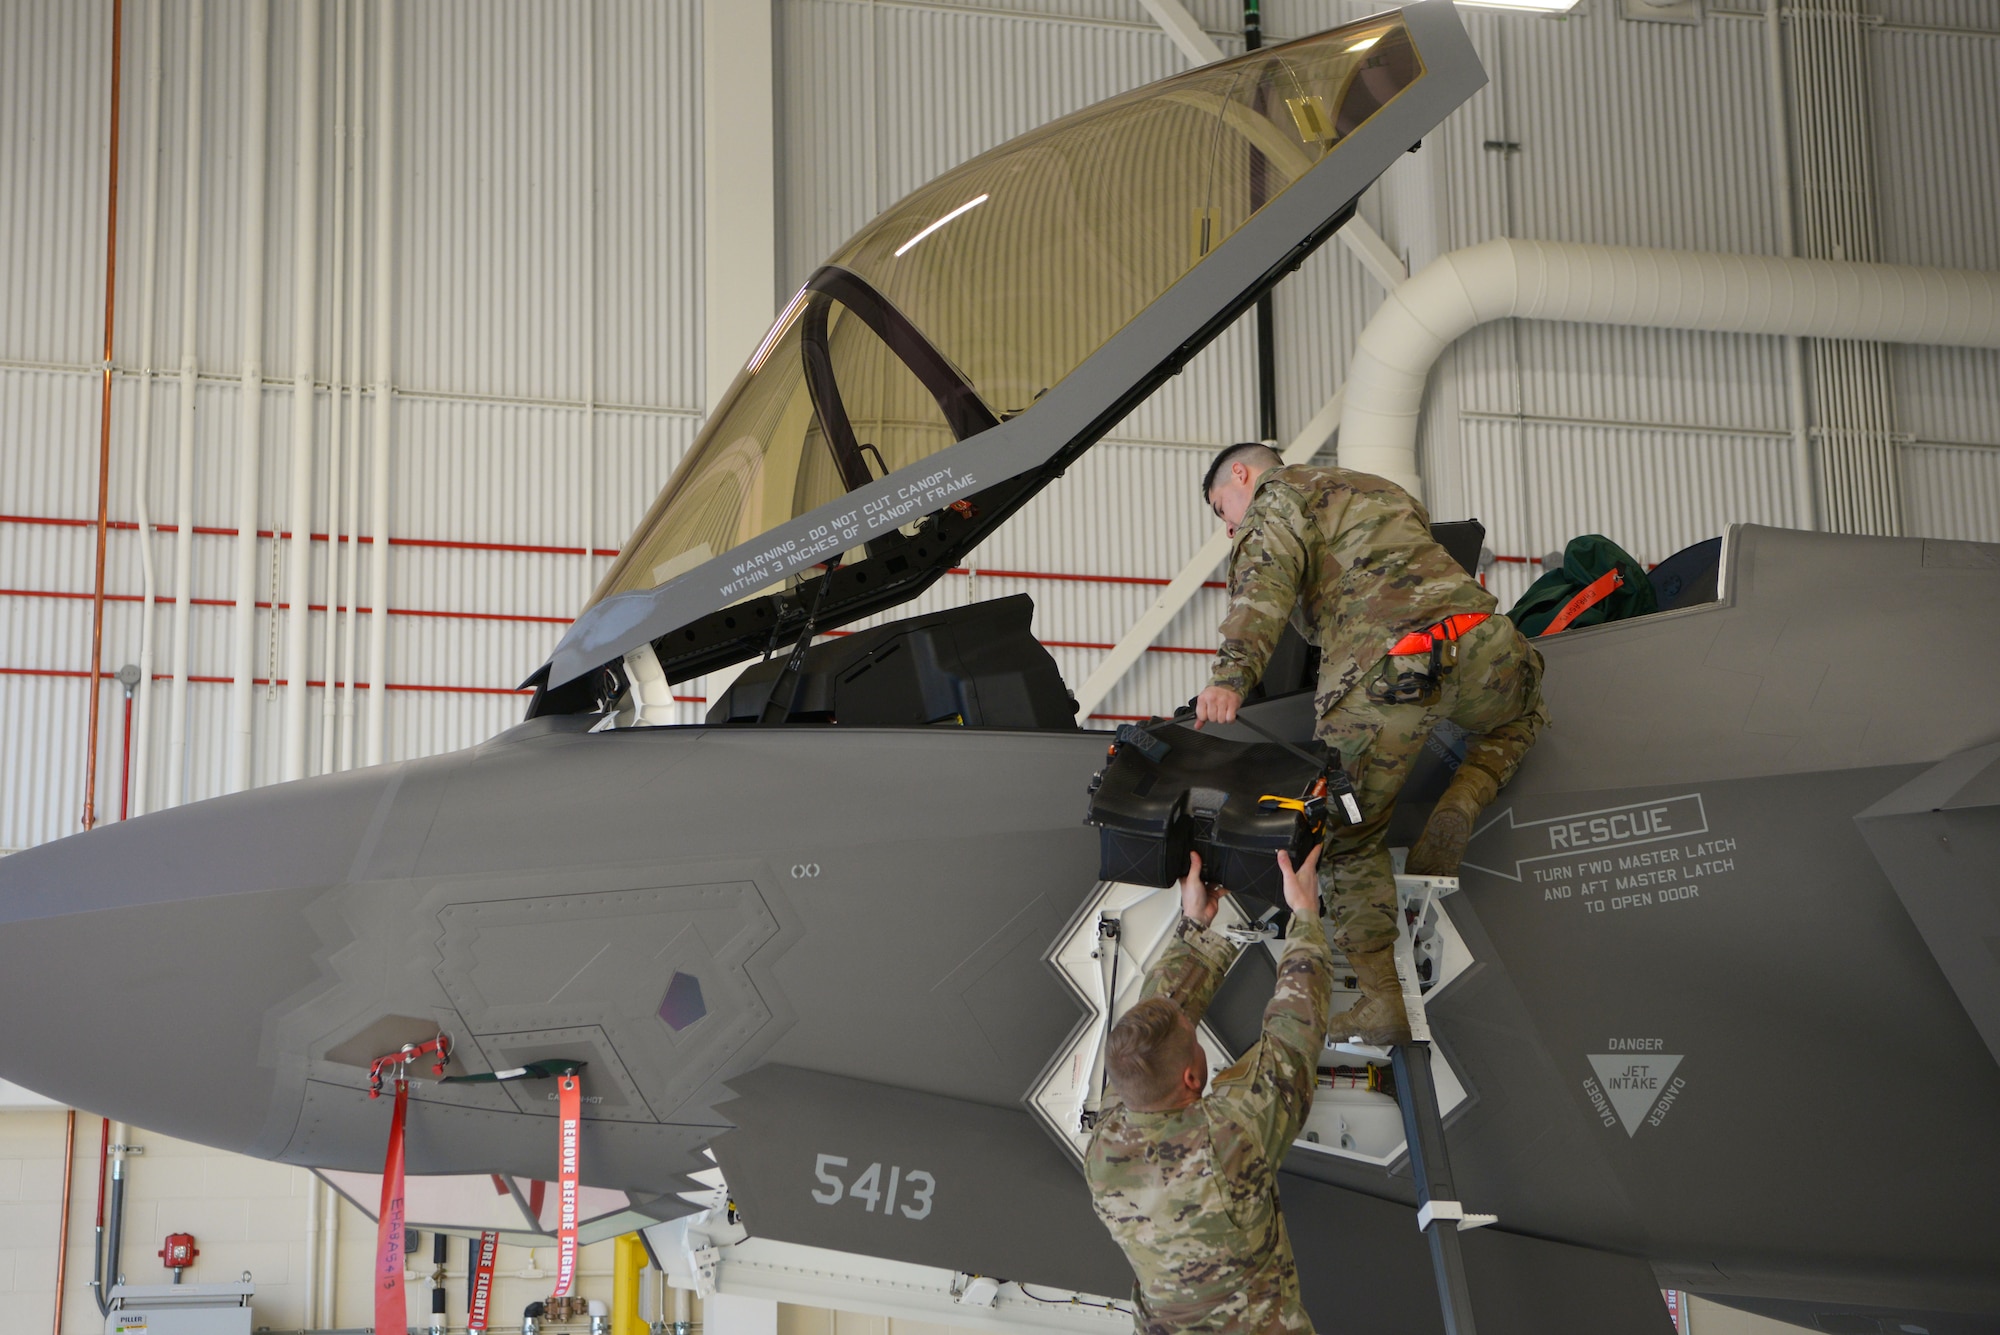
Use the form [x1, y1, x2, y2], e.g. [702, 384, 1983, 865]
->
[0, 764, 401, 1155]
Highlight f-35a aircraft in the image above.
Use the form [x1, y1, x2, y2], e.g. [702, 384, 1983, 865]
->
[5, 5, 1998, 1333]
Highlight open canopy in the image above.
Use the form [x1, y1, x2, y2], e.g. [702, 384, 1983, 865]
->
[533, 1, 1484, 706]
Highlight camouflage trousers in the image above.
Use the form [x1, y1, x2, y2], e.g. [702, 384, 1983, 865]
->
[1315, 614, 1548, 954]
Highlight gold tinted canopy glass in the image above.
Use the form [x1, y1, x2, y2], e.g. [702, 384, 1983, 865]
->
[594, 15, 1421, 609]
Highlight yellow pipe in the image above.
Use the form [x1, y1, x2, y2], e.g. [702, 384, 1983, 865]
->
[613, 1232, 647, 1335]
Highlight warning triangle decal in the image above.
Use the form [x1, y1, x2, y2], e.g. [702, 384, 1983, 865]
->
[1587, 1054, 1683, 1137]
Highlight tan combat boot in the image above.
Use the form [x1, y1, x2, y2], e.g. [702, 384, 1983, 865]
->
[1327, 946, 1411, 1046]
[1405, 765, 1501, 876]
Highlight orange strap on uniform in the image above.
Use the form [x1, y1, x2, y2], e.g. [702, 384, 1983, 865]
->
[1539, 568, 1624, 637]
[1387, 612, 1491, 657]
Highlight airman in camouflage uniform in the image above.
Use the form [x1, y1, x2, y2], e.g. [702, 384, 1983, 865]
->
[1084, 852, 1334, 1335]
[1195, 446, 1548, 1043]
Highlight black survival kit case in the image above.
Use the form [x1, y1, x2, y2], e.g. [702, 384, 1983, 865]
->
[1083, 716, 1362, 909]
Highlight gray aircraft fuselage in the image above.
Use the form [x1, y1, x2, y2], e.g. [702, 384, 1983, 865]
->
[2, 523, 1997, 1334]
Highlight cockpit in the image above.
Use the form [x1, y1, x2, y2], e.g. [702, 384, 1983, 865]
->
[588, 18, 1423, 611]
[526, 11, 1453, 717]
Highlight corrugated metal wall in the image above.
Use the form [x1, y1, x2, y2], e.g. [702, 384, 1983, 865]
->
[1409, 4, 1806, 581]
[1870, 9, 2000, 538]
[4, 0, 1998, 853]
[0, 0, 705, 849]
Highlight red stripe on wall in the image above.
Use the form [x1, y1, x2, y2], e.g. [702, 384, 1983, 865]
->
[0, 665, 713, 705]
[0, 587, 570, 626]
[0, 665, 521, 695]
[0, 514, 1261, 587]
[0, 513, 624, 558]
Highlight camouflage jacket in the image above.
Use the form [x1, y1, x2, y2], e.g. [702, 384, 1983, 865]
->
[1211, 466, 1494, 716]
[1084, 912, 1335, 1335]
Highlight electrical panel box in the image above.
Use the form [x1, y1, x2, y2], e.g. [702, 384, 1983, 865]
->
[105, 1283, 254, 1335]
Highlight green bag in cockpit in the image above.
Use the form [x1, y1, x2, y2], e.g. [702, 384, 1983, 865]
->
[1507, 533, 1658, 637]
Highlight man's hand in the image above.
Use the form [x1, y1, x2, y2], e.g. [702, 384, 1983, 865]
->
[1192, 685, 1241, 729]
[1277, 844, 1324, 921]
[1179, 851, 1227, 929]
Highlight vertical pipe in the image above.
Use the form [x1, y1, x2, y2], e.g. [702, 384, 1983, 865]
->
[613, 1234, 645, 1335]
[1790, 0, 1898, 537]
[1785, 335, 1814, 528]
[119, 686, 134, 819]
[340, 0, 368, 771]
[1844, 346, 1864, 529]
[582, 2, 599, 616]
[1765, 0, 1817, 530]
[104, 1124, 128, 1305]
[1839, 1, 1899, 536]
[319, 1178, 340, 1327]
[365, 0, 396, 768]
[166, 0, 204, 810]
[303, 1176, 322, 1330]
[94, 1119, 110, 1233]
[229, 0, 272, 794]
[52, 1109, 75, 1335]
[1838, 0, 1874, 259]
[283, 0, 322, 782]
[129, 0, 166, 818]
[83, 0, 127, 832]
[90, 1115, 110, 1315]
[1824, 3, 1848, 527]
[320, 0, 350, 774]
[1814, 10, 1832, 247]
[339, 360, 363, 766]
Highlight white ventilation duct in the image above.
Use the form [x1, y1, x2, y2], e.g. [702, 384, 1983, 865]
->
[1339, 238, 2000, 499]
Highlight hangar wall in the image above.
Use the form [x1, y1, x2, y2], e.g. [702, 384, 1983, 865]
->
[5, 0, 1998, 854]
[0, 0, 710, 848]
[0, 1106, 670, 1334]
[2, 2, 1997, 1330]
[0, 1104, 1829, 1335]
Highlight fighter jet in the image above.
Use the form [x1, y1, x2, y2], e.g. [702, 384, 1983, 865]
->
[4, 4, 1998, 1333]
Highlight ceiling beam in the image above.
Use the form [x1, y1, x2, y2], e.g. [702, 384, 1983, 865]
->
[1135, 0, 1225, 64]
[1340, 212, 1408, 290]
[1136, 0, 1407, 291]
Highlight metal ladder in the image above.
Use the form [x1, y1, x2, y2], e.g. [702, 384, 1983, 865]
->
[1391, 1040, 1490, 1335]
[1386, 873, 1494, 1335]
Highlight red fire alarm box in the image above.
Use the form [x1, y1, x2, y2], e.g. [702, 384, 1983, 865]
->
[159, 1232, 198, 1272]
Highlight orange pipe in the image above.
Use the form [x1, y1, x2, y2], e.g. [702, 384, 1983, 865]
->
[53, 1109, 76, 1335]
[94, 1116, 109, 1229]
[83, 0, 126, 832]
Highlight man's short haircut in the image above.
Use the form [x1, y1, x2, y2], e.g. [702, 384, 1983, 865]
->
[1106, 997, 1200, 1110]
[1202, 441, 1284, 499]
